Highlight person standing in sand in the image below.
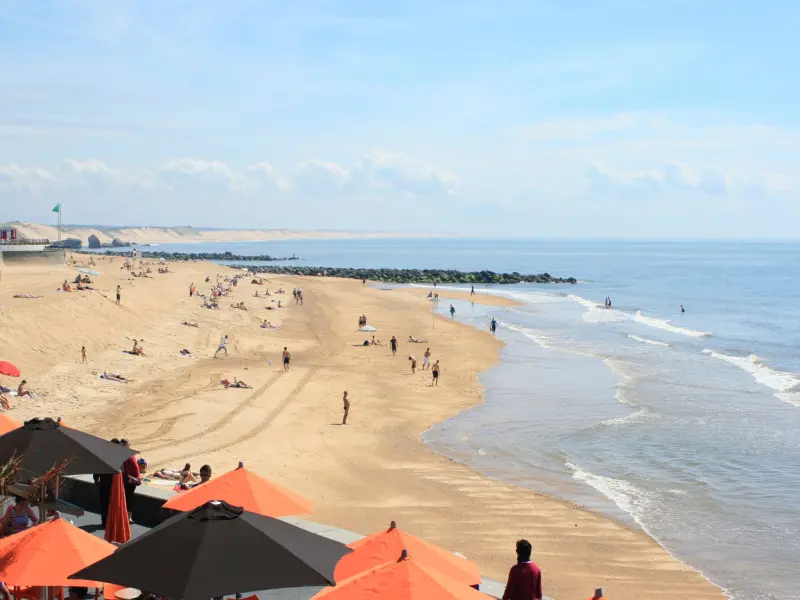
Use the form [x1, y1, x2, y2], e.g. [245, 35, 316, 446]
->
[390, 336, 398, 356]
[342, 391, 350, 425]
[501, 539, 542, 600]
[432, 360, 440, 386]
[282, 347, 291, 371]
[471, 285, 475, 296]
[115, 285, 121, 305]
[408, 355, 417, 373]
[214, 335, 228, 358]
[423, 348, 431, 370]
[81, 345, 87, 364]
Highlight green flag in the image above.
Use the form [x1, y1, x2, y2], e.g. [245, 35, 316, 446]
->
[52, 203, 60, 213]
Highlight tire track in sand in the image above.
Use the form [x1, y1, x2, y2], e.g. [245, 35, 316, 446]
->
[141, 371, 281, 452]
[156, 366, 318, 464]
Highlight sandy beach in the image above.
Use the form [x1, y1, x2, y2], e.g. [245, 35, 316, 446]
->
[0, 255, 724, 600]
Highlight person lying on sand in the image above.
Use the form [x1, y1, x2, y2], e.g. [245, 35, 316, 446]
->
[179, 349, 192, 356]
[221, 378, 252, 389]
[13, 294, 42, 299]
[408, 336, 428, 343]
[102, 372, 130, 383]
[260, 320, 278, 329]
[231, 301, 247, 310]
[0, 395, 11, 410]
[153, 463, 199, 485]
[182, 321, 199, 328]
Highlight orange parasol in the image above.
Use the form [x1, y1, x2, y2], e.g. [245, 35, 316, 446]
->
[335, 521, 481, 587]
[0, 414, 20, 436]
[315, 550, 489, 600]
[105, 472, 131, 544]
[162, 463, 313, 517]
[0, 516, 116, 586]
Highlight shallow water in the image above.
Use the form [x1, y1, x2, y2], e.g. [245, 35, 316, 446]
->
[127, 238, 800, 600]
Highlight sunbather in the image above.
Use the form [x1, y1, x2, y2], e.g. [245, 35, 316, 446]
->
[17, 381, 32, 398]
[221, 378, 252, 389]
[129, 340, 145, 356]
[182, 321, 199, 328]
[408, 336, 428, 343]
[102, 372, 130, 383]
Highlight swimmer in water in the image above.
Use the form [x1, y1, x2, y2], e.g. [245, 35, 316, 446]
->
[681, 304, 685, 313]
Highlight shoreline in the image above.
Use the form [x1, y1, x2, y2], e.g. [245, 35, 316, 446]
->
[417, 297, 730, 599]
[0, 257, 724, 600]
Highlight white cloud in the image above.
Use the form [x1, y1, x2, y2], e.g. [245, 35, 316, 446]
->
[359, 151, 459, 196]
[587, 162, 792, 198]
[247, 162, 293, 191]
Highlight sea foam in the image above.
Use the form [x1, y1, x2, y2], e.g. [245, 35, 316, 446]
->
[628, 334, 671, 347]
[634, 311, 712, 338]
[703, 350, 800, 408]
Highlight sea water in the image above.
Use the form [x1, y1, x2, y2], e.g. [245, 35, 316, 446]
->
[129, 238, 800, 600]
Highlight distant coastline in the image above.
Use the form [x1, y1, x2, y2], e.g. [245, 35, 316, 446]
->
[5, 221, 445, 247]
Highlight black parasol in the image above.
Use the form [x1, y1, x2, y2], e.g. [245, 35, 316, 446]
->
[71, 500, 352, 599]
[0, 417, 135, 477]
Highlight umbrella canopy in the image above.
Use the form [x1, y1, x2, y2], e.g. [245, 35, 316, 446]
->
[71, 500, 352, 600]
[78, 268, 100, 276]
[0, 414, 20, 436]
[0, 361, 20, 377]
[358, 326, 376, 332]
[315, 551, 489, 600]
[162, 464, 313, 517]
[105, 472, 131, 544]
[0, 417, 136, 478]
[335, 521, 481, 587]
[0, 516, 116, 586]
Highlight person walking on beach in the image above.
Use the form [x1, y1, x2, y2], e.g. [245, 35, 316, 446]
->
[390, 336, 398, 356]
[432, 360, 440, 386]
[214, 335, 228, 358]
[588, 588, 605, 600]
[423, 348, 431, 370]
[408, 355, 417, 373]
[81, 345, 87, 364]
[342, 391, 350, 425]
[501, 539, 542, 600]
[115, 285, 121, 305]
[282, 347, 291, 371]
[471, 285, 475, 296]
[449, 304, 456, 318]
[491, 318, 497, 334]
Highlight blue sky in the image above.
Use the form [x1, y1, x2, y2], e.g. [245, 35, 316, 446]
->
[1, 0, 798, 237]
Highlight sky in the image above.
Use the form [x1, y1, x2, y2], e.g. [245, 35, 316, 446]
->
[1, 0, 798, 237]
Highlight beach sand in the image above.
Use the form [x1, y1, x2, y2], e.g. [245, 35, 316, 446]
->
[0, 256, 724, 600]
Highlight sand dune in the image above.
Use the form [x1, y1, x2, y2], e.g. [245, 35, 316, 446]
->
[8, 222, 440, 246]
[0, 256, 723, 600]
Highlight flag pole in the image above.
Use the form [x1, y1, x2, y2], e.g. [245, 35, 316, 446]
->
[57, 203, 62, 242]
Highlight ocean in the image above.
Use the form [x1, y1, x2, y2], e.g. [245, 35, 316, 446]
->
[128, 238, 800, 600]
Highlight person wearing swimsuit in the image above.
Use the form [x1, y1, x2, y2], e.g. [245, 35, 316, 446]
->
[282, 347, 291, 371]
[432, 360, 440, 386]
[2, 496, 38, 535]
[342, 391, 350, 425]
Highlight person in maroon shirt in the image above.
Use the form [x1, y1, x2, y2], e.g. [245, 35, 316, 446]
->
[119, 439, 141, 519]
[502, 539, 543, 600]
